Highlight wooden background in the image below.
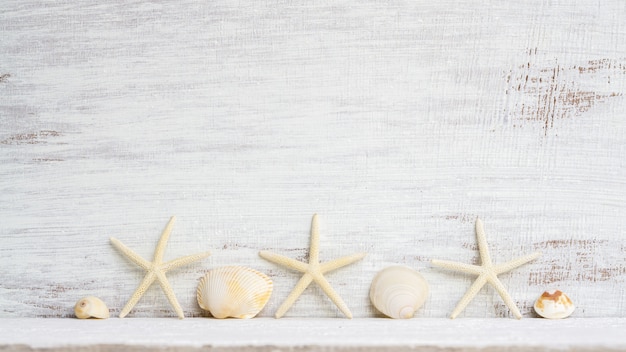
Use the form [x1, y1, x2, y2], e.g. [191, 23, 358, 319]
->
[1, 0, 625, 319]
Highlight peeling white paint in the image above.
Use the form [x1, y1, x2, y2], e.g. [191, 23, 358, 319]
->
[0, 0, 625, 319]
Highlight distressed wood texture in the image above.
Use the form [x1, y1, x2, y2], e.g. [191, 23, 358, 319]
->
[1, 1, 625, 319]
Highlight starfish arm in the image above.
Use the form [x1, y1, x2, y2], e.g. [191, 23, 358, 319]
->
[495, 251, 542, 274]
[488, 275, 522, 319]
[475, 218, 492, 266]
[449, 274, 488, 319]
[154, 216, 176, 263]
[110, 237, 151, 270]
[155, 271, 185, 319]
[309, 214, 320, 263]
[312, 273, 354, 319]
[431, 259, 483, 275]
[274, 273, 313, 318]
[259, 250, 308, 272]
[119, 271, 157, 318]
[162, 251, 212, 272]
[320, 252, 367, 273]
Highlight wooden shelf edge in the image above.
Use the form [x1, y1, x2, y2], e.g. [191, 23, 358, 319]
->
[1, 318, 625, 352]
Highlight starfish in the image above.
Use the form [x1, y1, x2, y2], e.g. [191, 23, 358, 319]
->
[110, 216, 211, 319]
[259, 214, 366, 318]
[431, 218, 541, 319]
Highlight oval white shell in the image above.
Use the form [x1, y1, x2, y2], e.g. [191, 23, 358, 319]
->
[197, 266, 273, 319]
[369, 266, 429, 319]
[74, 296, 110, 319]
[534, 289, 575, 319]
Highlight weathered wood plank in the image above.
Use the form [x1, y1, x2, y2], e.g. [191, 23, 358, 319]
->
[0, 0, 625, 318]
[1, 318, 626, 351]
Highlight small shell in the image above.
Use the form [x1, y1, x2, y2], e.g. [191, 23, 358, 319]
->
[197, 266, 273, 319]
[74, 296, 110, 319]
[369, 266, 429, 319]
[534, 289, 575, 319]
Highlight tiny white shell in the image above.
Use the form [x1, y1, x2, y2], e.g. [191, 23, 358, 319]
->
[369, 266, 429, 319]
[197, 266, 273, 319]
[74, 296, 110, 319]
[534, 289, 575, 319]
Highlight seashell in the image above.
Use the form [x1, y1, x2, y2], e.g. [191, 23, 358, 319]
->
[197, 266, 273, 319]
[369, 266, 429, 319]
[74, 296, 110, 319]
[534, 289, 575, 319]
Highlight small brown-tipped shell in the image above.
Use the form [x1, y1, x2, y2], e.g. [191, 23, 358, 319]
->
[74, 296, 110, 319]
[369, 266, 429, 319]
[534, 289, 575, 319]
[197, 266, 273, 319]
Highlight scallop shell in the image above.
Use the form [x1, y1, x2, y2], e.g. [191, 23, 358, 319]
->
[369, 266, 429, 319]
[534, 289, 575, 319]
[197, 266, 273, 319]
[74, 296, 110, 319]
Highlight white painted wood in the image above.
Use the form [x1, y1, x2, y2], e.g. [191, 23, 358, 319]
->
[0, 318, 625, 351]
[0, 0, 625, 319]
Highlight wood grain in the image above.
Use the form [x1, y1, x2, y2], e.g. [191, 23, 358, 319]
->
[0, 0, 625, 319]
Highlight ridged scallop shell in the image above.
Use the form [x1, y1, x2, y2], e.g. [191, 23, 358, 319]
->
[369, 266, 429, 319]
[197, 266, 273, 319]
[74, 296, 110, 319]
[534, 289, 575, 319]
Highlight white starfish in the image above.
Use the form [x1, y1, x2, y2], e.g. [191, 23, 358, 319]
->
[259, 214, 366, 318]
[110, 216, 211, 319]
[431, 218, 541, 319]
